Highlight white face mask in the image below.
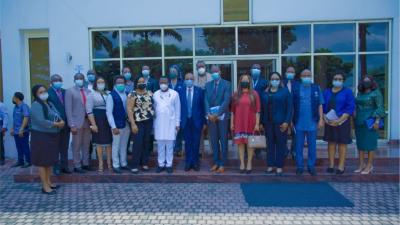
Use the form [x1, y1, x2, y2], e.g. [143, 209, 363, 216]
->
[97, 83, 105, 91]
[197, 67, 206, 75]
[160, 83, 168, 91]
[39, 92, 49, 101]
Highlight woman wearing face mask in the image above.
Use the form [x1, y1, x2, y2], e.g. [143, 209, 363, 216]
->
[354, 75, 385, 174]
[261, 72, 292, 176]
[30, 85, 65, 194]
[231, 74, 260, 174]
[86, 77, 112, 172]
[322, 72, 355, 175]
[127, 76, 155, 174]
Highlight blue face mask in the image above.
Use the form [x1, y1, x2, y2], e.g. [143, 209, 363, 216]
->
[184, 80, 194, 88]
[52, 81, 63, 90]
[332, 80, 343, 88]
[270, 80, 280, 88]
[169, 73, 177, 79]
[211, 72, 220, 81]
[301, 77, 312, 85]
[115, 84, 125, 92]
[286, 73, 295, 80]
[124, 72, 132, 80]
[87, 74, 96, 82]
[251, 69, 261, 79]
[75, 79, 84, 87]
[142, 70, 150, 77]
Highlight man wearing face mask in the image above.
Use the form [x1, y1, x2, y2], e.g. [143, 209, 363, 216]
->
[168, 65, 184, 157]
[194, 61, 212, 89]
[141, 65, 159, 93]
[204, 65, 231, 173]
[65, 73, 92, 173]
[178, 72, 205, 171]
[86, 69, 96, 91]
[48, 74, 71, 175]
[153, 76, 181, 174]
[106, 75, 130, 174]
[122, 67, 134, 94]
[250, 64, 268, 159]
[292, 69, 324, 176]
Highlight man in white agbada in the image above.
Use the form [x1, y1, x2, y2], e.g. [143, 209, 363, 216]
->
[153, 76, 181, 174]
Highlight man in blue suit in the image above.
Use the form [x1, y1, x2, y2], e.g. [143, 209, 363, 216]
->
[179, 72, 206, 171]
[204, 65, 231, 173]
[250, 64, 268, 158]
[48, 74, 72, 175]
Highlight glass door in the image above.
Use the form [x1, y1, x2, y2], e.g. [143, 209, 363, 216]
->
[236, 59, 277, 85]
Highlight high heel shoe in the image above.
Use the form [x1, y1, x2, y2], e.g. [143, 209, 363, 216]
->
[361, 166, 374, 175]
[50, 185, 59, 189]
[42, 188, 56, 195]
[354, 164, 366, 173]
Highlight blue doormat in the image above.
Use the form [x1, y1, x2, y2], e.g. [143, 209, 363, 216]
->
[241, 182, 354, 207]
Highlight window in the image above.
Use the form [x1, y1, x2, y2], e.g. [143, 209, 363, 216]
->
[92, 31, 120, 59]
[164, 28, 193, 57]
[93, 61, 121, 90]
[195, 27, 235, 56]
[123, 60, 162, 80]
[238, 26, 278, 54]
[281, 56, 311, 78]
[314, 23, 355, 53]
[28, 37, 50, 92]
[223, 0, 249, 22]
[122, 29, 162, 58]
[359, 22, 389, 52]
[282, 25, 311, 54]
[165, 59, 193, 79]
[314, 55, 355, 90]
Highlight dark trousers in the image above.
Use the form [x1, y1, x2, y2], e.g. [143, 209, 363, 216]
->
[265, 123, 288, 168]
[208, 118, 229, 167]
[0, 133, 4, 162]
[184, 118, 201, 166]
[55, 127, 70, 170]
[14, 132, 31, 164]
[174, 129, 183, 152]
[131, 119, 153, 169]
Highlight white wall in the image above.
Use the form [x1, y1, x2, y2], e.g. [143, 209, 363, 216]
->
[0, 0, 398, 158]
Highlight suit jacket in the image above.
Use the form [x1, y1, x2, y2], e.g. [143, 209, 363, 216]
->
[204, 78, 231, 119]
[48, 87, 67, 121]
[146, 77, 159, 93]
[260, 87, 293, 125]
[179, 86, 206, 130]
[65, 86, 91, 128]
[253, 78, 268, 97]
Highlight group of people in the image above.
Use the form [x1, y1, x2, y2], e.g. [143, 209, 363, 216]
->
[0, 61, 385, 195]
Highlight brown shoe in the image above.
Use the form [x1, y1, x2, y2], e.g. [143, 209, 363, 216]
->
[217, 167, 225, 173]
[210, 165, 219, 172]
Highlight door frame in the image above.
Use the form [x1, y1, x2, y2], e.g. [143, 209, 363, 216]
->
[22, 30, 49, 103]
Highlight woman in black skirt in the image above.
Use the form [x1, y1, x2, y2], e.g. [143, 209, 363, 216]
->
[86, 77, 113, 172]
[30, 85, 65, 194]
[322, 71, 355, 174]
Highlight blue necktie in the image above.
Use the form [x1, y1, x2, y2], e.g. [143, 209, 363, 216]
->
[187, 88, 192, 118]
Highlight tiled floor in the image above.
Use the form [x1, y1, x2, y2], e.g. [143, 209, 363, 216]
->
[1, 162, 399, 225]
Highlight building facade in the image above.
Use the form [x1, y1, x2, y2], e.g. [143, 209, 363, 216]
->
[0, 0, 399, 158]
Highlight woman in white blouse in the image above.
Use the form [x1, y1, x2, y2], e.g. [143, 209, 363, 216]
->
[86, 77, 113, 172]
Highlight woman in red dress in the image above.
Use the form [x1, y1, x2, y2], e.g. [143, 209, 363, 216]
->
[231, 74, 261, 174]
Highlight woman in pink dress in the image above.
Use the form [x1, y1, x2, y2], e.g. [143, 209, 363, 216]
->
[231, 74, 261, 174]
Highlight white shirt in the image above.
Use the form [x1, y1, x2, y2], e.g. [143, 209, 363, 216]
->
[106, 89, 127, 129]
[153, 89, 181, 141]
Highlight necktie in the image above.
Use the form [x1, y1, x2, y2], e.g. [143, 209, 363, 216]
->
[80, 89, 87, 106]
[212, 82, 218, 105]
[56, 90, 64, 104]
[187, 88, 192, 118]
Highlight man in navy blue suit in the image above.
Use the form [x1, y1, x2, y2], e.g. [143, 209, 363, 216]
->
[179, 72, 206, 171]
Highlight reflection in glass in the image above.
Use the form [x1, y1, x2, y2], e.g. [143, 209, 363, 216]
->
[165, 59, 193, 79]
[359, 23, 389, 52]
[281, 56, 311, 80]
[93, 61, 121, 90]
[195, 27, 235, 56]
[92, 31, 120, 59]
[29, 38, 50, 92]
[359, 54, 388, 138]
[238, 26, 278, 54]
[314, 55, 355, 90]
[223, 0, 249, 22]
[314, 23, 355, 53]
[164, 28, 193, 56]
[122, 30, 162, 57]
[123, 60, 162, 80]
[282, 25, 311, 54]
